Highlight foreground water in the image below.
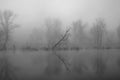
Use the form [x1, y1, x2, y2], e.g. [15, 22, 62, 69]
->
[0, 49, 120, 80]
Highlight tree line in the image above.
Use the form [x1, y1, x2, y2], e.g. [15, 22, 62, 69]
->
[27, 18, 120, 50]
[0, 10, 120, 50]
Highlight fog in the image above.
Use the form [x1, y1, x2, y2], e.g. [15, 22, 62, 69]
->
[0, 0, 120, 45]
[1, 0, 120, 80]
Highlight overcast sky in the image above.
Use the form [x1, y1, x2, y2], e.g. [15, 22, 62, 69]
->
[0, 0, 120, 44]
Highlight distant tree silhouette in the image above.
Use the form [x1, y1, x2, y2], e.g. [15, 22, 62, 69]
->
[71, 20, 88, 48]
[117, 25, 120, 48]
[27, 27, 47, 49]
[104, 31, 117, 49]
[90, 18, 107, 49]
[90, 18, 107, 77]
[0, 10, 19, 50]
[0, 29, 4, 47]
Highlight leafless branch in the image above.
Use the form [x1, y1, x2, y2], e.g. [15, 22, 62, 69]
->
[51, 27, 71, 72]
[52, 27, 71, 49]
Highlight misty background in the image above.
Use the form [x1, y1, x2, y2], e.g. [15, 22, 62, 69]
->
[1, 0, 120, 80]
[0, 0, 120, 47]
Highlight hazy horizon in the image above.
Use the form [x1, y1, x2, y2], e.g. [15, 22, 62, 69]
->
[0, 0, 120, 46]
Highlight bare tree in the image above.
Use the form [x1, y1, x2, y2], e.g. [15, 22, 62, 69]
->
[0, 29, 4, 47]
[0, 10, 19, 80]
[117, 25, 120, 48]
[90, 18, 106, 49]
[45, 18, 71, 76]
[0, 10, 19, 50]
[71, 20, 88, 49]
[90, 18, 107, 77]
